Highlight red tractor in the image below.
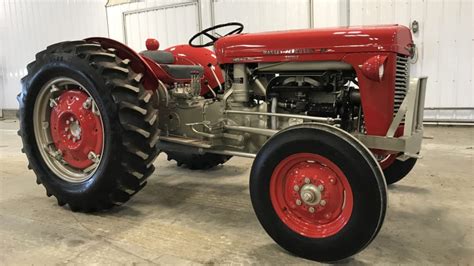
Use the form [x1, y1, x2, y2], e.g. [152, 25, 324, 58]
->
[18, 22, 426, 262]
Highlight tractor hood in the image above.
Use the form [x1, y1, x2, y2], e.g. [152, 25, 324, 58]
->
[214, 24, 413, 64]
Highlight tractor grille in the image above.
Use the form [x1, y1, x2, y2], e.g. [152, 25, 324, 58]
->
[394, 55, 410, 116]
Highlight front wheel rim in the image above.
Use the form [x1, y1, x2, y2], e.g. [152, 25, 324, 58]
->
[33, 77, 105, 183]
[270, 153, 354, 238]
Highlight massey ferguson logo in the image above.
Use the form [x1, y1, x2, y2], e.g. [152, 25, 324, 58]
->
[262, 48, 316, 55]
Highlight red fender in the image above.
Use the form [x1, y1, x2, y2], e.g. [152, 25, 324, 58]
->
[85, 37, 160, 91]
[87, 38, 225, 97]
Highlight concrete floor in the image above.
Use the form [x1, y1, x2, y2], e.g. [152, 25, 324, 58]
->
[0, 119, 472, 265]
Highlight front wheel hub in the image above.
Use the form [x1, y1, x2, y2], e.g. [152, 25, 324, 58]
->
[300, 184, 322, 205]
[270, 153, 353, 238]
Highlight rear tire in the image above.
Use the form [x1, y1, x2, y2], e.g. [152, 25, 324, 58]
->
[249, 124, 386, 262]
[18, 40, 160, 212]
[164, 150, 231, 170]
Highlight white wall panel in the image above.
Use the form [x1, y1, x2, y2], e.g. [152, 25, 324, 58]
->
[0, 0, 108, 110]
[107, 0, 200, 50]
[123, 2, 199, 51]
[213, 0, 310, 33]
[312, 0, 346, 28]
[106, 0, 348, 46]
[350, 0, 473, 121]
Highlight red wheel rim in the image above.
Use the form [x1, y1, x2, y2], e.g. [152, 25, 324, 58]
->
[50, 89, 104, 170]
[270, 153, 353, 238]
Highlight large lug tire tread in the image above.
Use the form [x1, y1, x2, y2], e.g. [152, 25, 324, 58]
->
[383, 157, 417, 185]
[249, 124, 387, 262]
[164, 150, 231, 170]
[18, 40, 160, 212]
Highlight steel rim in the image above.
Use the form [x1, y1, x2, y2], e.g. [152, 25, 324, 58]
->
[33, 77, 105, 183]
[270, 153, 354, 238]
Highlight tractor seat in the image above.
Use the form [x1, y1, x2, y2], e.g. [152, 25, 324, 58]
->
[160, 64, 204, 79]
[140, 50, 175, 64]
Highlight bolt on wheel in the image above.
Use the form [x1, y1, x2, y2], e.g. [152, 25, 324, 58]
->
[18, 40, 160, 212]
[33, 77, 104, 183]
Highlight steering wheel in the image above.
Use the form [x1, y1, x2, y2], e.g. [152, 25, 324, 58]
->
[189, 22, 244, 48]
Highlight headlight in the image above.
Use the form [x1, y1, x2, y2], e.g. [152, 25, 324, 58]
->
[360, 55, 388, 82]
[378, 63, 384, 80]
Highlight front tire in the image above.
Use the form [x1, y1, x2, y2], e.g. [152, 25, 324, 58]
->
[18, 40, 160, 212]
[249, 124, 387, 262]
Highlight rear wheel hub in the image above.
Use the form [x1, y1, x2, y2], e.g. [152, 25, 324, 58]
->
[33, 77, 104, 183]
[50, 90, 103, 169]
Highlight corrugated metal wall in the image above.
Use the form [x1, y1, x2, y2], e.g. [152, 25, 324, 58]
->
[349, 0, 473, 122]
[0, 0, 108, 110]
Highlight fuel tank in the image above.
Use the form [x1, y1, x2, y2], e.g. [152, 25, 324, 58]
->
[165, 45, 224, 94]
[214, 25, 413, 64]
